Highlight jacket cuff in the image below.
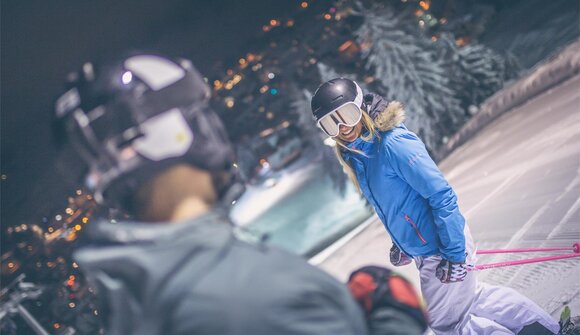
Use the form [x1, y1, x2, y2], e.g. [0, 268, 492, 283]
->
[443, 252, 466, 263]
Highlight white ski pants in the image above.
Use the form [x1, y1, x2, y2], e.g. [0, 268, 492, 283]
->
[415, 228, 560, 335]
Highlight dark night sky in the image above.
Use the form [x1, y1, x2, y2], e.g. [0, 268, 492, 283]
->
[1, 1, 302, 228]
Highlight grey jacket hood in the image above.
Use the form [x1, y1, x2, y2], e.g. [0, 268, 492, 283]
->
[74, 210, 236, 335]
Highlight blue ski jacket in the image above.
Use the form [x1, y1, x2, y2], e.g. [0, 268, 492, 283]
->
[342, 100, 466, 263]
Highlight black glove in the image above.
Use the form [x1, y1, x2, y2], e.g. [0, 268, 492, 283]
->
[435, 259, 468, 283]
[389, 244, 412, 267]
[363, 93, 390, 121]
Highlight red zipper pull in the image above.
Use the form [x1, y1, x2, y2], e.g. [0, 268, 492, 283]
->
[404, 215, 427, 244]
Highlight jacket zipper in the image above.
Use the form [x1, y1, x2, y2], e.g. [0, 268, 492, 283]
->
[404, 214, 427, 245]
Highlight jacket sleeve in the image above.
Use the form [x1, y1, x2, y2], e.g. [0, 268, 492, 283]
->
[384, 131, 466, 263]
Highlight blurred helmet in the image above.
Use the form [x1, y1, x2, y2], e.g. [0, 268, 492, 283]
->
[310, 78, 364, 137]
[54, 53, 241, 208]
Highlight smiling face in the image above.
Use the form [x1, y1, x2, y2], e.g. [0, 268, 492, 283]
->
[336, 120, 363, 143]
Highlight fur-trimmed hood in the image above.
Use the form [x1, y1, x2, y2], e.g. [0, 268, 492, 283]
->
[363, 93, 406, 132]
[372, 100, 406, 132]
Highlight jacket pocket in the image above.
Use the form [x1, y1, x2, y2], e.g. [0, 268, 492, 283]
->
[403, 214, 427, 245]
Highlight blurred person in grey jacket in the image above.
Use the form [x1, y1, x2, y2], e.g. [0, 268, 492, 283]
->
[53, 53, 369, 335]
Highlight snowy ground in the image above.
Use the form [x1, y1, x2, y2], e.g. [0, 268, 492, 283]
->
[313, 74, 580, 319]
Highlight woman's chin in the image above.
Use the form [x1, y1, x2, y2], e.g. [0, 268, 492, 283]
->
[345, 130, 363, 142]
[340, 134, 356, 143]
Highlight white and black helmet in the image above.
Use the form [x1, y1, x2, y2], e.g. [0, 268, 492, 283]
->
[54, 53, 242, 209]
[311, 78, 365, 137]
[311, 78, 364, 120]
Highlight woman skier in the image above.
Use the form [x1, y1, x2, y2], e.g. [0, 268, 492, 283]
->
[310, 78, 561, 335]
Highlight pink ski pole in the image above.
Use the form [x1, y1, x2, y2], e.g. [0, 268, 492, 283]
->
[473, 253, 580, 271]
[477, 243, 580, 255]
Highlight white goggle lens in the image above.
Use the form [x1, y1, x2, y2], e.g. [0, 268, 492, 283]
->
[318, 103, 362, 137]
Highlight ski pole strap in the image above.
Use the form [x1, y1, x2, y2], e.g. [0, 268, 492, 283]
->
[473, 253, 580, 271]
[477, 243, 580, 255]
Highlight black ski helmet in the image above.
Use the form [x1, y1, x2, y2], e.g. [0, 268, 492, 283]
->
[54, 53, 242, 209]
[311, 78, 364, 122]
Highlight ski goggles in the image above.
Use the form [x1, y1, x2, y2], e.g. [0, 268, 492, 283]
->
[317, 102, 363, 137]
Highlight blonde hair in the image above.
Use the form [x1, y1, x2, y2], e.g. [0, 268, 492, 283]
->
[332, 111, 379, 192]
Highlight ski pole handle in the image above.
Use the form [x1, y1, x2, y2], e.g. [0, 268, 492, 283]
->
[477, 243, 580, 255]
[473, 253, 580, 271]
